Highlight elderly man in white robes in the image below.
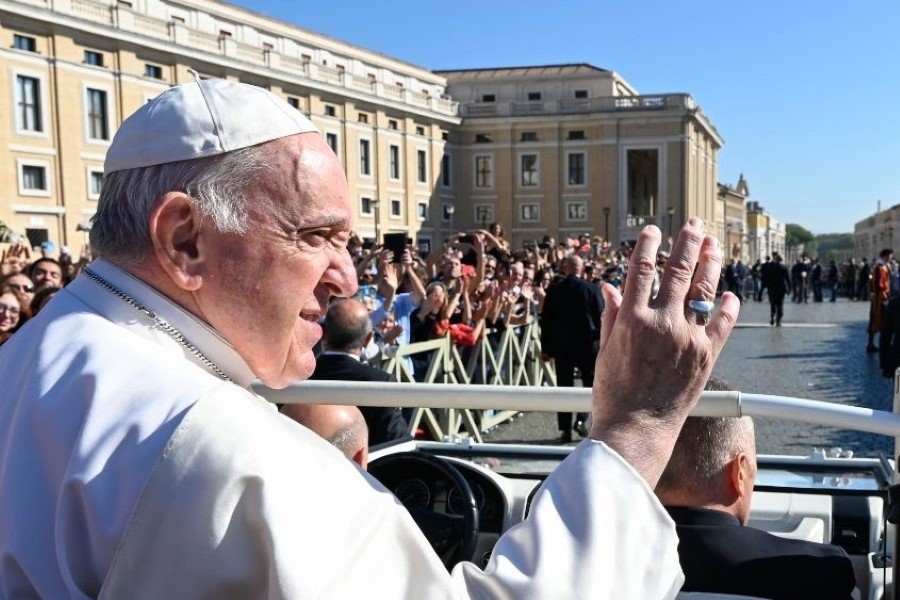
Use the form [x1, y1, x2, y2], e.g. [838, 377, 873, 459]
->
[0, 77, 739, 599]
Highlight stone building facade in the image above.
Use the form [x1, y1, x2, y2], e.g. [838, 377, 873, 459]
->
[437, 65, 724, 248]
[1, 0, 458, 249]
[2, 0, 730, 253]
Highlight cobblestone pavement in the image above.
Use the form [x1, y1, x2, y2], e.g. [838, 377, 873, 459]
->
[482, 296, 895, 457]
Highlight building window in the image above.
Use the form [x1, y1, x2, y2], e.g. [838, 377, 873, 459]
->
[86, 88, 110, 141]
[575, 89, 588, 99]
[359, 139, 371, 176]
[475, 156, 493, 188]
[520, 154, 539, 187]
[358, 112, 369, 124]
[415, 125, 425, 136]
[286, 96, 300, 109]
[390, 199, 402, 218]
[441, 130, 448, 141]
[360, 197, 374, 216]
[521, 131, 538, 142]
[88, 169, 104, 198]
[388, 119, 398, 130]
[13, 34, 36, 52]
[15, 75, 42, 132]
[417, 150, 427, 183]
[527, 91, 542, 101]
[441, 154, 451, 187]
[144, 64, 163, 79]
[568, 130, 586, 140]
[568, 153, 586, 185]
[566, 201, 588, 222]
[481, 94, 495, 102]
[475, 133, 492, 143]
[324, 104, 336, 117]
[325, 132, 338, 155]
[520, 203, 540, 222]
[474, 205, 495, 227]
[84, 50, 104, 66]
[389, 145, 400, 179]
[417, 202, 428, 221]
[21, 165, 47, 191]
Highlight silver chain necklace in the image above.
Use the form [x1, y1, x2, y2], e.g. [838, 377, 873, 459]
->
[82, 267, 232, 382]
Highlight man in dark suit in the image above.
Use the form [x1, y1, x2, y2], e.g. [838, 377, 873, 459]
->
[656, 415, 856, 599]
[308, 298, 409, 446]
[760, 252, 792, 326]
[540, 255, 604, 443]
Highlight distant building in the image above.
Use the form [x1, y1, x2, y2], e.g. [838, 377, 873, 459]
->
[0, 0, 457, 248]
[438, 64, 724, 248]
[855, 205, 900, 259]
[1, 0, 726, 252]
[745, 201, 786, 263]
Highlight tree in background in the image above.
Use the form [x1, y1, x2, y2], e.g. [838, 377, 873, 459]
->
[786, 223, 816, 257]
[815, 233, 855, 262]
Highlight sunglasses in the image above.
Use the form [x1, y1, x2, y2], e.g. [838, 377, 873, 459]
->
[8, 283, 34, 293]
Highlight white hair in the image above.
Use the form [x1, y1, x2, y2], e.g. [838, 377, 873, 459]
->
[90, 145, 269, 265]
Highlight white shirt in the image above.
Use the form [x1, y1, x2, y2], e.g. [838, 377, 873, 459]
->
[0, 260, 684, 599]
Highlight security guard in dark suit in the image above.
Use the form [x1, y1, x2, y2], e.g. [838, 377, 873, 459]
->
[540, 255, 604, 443]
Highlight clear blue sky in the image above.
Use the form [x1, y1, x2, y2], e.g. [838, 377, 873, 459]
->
[248, 0, 899, 235]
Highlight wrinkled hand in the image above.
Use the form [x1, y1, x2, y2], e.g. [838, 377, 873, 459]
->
[589, 218, 739, 487]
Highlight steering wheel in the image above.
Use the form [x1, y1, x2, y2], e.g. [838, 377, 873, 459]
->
[368, 451, 479, 569]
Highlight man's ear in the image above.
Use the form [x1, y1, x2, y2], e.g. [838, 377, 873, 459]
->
[726, 453, 753, 500]
[363, 330, 374, 348]
[148, 192, 205, 291]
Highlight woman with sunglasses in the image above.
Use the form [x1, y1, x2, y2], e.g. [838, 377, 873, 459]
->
[1, 273, 35, 326]
[0, 286, 22, 345]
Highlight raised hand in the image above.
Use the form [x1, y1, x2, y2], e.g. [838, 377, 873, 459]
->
[589, 218, 739, 487]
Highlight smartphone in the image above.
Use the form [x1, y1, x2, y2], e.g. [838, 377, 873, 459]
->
[383, 233, 407, 263]
[459, 234, 476, 245]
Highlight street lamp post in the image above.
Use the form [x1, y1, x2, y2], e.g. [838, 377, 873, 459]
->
[445, 203, 455, 243]
[603, 206, 611, 241]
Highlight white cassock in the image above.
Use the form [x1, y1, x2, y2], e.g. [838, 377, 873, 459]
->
[0, 259, 684, 599]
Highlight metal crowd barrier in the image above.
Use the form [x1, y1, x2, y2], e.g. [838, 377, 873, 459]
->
[371, 321, 557, 442]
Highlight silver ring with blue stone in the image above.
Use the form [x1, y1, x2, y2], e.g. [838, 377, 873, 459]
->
[687, 299, 714, 325]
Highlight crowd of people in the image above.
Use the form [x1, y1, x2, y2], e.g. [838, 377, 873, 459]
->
[0, 240, 92, 345]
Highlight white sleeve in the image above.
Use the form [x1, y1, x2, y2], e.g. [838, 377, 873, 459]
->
[451, 440, 684, 600]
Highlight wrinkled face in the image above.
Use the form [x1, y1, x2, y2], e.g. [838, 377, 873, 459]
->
[0, 292, 20, 332]
[32, 261, 62, 290]
[195, 134, 356, 388]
